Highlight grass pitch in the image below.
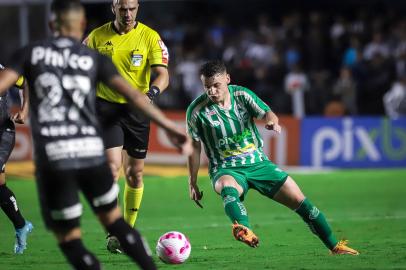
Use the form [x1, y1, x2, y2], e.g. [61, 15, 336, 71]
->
[1, 169, 406, 270]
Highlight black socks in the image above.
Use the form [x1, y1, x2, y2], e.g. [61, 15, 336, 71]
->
[59, 239, 101, 270]
[107, 218, 156, 270]
[0, 184, 25, 229]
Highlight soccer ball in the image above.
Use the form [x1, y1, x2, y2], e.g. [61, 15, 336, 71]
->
[156, 231, 191, 264]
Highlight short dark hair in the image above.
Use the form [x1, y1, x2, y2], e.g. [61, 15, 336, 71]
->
[199, 60, 227, 78]
[51, 0, 83, 15]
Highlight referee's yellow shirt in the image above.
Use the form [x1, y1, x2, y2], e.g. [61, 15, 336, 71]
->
[85, 21, 169, 104]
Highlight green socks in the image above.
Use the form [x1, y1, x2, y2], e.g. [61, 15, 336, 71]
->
[220, 188, 338, 249]
[295, 198, 338, 249]
[221, 187, 250, 228]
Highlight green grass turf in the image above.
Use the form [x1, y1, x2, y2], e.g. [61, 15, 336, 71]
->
[1, 169, 406, 270]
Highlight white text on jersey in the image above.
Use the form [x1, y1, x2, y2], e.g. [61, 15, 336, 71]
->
[31, 46, 93, 71]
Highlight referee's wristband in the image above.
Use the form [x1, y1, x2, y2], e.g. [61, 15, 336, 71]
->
[146, 86, 161, 101]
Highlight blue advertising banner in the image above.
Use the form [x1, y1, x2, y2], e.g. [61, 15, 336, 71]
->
[300, 117, 406, 168]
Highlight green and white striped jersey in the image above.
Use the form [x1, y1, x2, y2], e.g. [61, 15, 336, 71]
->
[186, 85, 271, 173]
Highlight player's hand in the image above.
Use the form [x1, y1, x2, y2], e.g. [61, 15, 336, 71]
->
[265, 122, 281, 133]
[11, 111, 26, 124]
[165, 129, 193, 156]
[189, 183, 203, 208]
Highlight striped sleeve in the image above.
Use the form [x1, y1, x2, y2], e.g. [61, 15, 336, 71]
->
[234, 86, 270, 119]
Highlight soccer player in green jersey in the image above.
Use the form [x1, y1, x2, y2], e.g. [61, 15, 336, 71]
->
[186, 60, 359, 255]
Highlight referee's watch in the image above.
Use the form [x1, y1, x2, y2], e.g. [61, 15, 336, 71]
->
[146, 85, 160, 102]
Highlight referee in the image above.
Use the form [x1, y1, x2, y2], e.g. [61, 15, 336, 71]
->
[84, 0, 170, 253]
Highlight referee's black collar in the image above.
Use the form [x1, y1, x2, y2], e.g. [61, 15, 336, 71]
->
[111, 21, 138, 35]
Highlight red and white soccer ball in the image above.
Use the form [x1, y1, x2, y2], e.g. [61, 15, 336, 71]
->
[156, 231, 191, 264]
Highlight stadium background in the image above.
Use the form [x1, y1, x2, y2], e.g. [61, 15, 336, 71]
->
[0, 1, 406, 269]
[2, 0, 406, 168]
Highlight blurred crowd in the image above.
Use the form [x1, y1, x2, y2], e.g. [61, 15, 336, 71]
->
[151, 7, 406, 118]
[2, 2, 406, 118]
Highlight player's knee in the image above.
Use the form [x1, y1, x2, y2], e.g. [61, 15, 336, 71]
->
[108, 163, 121, 181]
[215, 179, 243, 196]
[125, 167, 143, 187]
[54, 227, 81, 243]
[277, 176, 306, 209]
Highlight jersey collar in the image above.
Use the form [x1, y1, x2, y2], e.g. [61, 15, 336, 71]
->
[111, 21, 138, 35]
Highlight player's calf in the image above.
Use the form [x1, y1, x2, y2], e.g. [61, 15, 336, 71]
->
[0, 184, 26, 229]
[295, 198, 338, 250]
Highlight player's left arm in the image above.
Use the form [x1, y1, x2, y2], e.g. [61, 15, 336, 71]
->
[264, 110, 281, 134]
[239, 86, 281, 133]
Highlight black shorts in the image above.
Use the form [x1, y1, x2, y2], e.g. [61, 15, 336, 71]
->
[35, 163, 118, 231]
[96, 98, 150, 159]
[0, 119, 15, 173]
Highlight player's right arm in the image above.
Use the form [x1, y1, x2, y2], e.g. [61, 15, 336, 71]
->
[186, 106, 204, 207]
[188, 140, 204, 208]
[97, 53, 192, 155]
[109, 75, 191, 155]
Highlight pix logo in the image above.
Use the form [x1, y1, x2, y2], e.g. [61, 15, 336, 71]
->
[311, 118, 406, 166]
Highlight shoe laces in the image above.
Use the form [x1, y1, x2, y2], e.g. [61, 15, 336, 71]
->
[335, 239, 349, 248]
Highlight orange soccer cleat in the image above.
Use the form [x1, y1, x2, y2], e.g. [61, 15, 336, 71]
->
[330, 240, 359, 255]
[232, 222, 259, 248]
